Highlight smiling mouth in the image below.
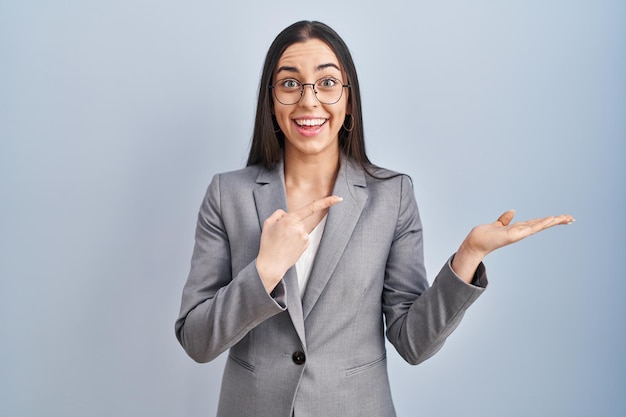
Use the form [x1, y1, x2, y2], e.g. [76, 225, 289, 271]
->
[294, 118, 327, 128]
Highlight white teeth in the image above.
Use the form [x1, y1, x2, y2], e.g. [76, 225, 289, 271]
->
[295, 118, 326, 127]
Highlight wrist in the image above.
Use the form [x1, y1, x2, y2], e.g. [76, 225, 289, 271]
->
[451, 243, 486, 284]
[255, 258, 285, 293]
[456, 240, 486, 264]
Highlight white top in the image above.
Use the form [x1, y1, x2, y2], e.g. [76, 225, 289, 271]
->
[295, 215, 327, 299]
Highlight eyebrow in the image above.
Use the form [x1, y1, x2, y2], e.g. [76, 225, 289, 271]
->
[275, 62, 341, 76]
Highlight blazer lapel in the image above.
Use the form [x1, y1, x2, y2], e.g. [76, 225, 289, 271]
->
[252, 161, 307, 348]
[302, 158, 368, 320]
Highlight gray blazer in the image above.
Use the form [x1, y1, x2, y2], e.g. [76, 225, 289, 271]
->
[175, 157, 487, 417]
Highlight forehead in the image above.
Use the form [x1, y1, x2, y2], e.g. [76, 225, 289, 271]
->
[276, 39, 342, 73]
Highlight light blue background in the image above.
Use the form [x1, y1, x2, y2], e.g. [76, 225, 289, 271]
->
[1, 1, 624, 416]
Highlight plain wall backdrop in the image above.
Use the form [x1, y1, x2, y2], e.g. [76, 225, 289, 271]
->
[1, 1, 624, 416]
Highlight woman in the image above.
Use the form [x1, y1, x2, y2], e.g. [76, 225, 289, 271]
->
[175, 21, 573, 417]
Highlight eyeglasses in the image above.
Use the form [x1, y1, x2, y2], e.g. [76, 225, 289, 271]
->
[269, 77, 350, 105]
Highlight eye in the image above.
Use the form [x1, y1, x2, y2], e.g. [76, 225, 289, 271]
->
[317, 77, 338, 88]
[279, 79, 300, 89]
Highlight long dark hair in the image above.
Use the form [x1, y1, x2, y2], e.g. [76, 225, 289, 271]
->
[246, 21, 370, 171]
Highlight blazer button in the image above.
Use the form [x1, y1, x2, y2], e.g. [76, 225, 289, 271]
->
[292, 351, 306, 365]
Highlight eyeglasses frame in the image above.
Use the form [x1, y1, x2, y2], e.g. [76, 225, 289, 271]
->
[269, 77, 351, 105]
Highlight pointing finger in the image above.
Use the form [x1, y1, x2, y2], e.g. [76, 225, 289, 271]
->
[291, 196, 343, 222]
[263, 209, 287, 228]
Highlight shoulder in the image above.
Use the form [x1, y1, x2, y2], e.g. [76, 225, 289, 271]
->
[204, 164, 269, 195]
[355, 161, 413, 193]
[342, 158, 416, 206]
[212, 164, 264, 184]
[200, 164, 266, 206]
[365, 165, 407, 182]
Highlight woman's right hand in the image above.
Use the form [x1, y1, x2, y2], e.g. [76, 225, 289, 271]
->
[256, 196, 343, 293]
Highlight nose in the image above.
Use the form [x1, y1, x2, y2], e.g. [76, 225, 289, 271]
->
[299, 83, 318, 106]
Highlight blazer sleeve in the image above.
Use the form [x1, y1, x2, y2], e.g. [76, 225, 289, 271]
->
[383, 175, 487, 365]
[175, 174, 286, 363]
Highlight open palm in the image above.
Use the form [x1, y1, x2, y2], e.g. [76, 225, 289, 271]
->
[465, 210, 575, 256]
[452, 210, 575, 283]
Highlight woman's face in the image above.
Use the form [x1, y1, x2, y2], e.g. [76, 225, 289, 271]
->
[272, 38, 349, 161]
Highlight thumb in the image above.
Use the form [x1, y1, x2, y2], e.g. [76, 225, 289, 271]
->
[496, 209, 516, 226]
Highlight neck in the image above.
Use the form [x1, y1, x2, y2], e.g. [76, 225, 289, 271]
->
[283, 149, 340, 191]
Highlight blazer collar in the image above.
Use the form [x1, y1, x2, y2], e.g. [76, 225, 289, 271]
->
[302, 157, 368, 319]
[251, 156, 369, 339]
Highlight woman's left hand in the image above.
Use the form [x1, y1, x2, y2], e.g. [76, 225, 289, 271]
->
[451, 210, 575, 283]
